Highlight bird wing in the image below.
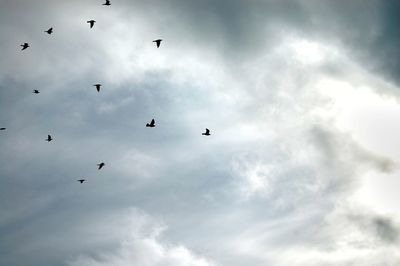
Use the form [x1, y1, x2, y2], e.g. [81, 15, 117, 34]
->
[151, 119, 155, 125]
[153, 40, 161, 47]
[205, 128, 209, 133]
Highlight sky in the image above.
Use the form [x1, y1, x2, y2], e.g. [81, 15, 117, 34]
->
[1, 0, 400, 265]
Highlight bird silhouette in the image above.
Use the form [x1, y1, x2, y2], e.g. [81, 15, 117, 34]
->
[102, 0, 111, 6]
[97, 162, 105, 170]
[87, 20, 96, 28]
[77, 179, 85, 183]
[20, 43, 29, 50]
[202, 128, 210, 136]
[153, 39, 162, 48]
[0, 128, 6, 130]
[45, 27, 53, 34]
[33, 90, 40, 94]
[94, 84, 102, 92]
[46, 135, 52, 142]
[146, 119, 156, 127]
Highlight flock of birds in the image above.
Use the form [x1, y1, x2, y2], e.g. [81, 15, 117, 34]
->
[2, 0, 211, 184]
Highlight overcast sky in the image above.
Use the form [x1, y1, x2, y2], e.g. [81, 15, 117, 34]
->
[1, 0, 400, 265]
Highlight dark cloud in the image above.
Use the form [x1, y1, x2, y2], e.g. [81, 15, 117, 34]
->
[373, 217, 399, 243]
[348, 212, 400, 245]
[370, 0, 400, 85]
[305, 0, 400, 87]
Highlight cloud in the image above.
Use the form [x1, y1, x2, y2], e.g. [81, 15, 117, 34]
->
[67, 208, 217, 266]
[347, 212, 400, 245]
[1, 1, 400, 266]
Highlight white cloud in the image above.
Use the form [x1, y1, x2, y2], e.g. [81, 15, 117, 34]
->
[68, 209, 218, 266]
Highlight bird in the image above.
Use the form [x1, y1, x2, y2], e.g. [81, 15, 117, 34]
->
[202, 128, 210, 136]
[97, 162, 105, 170]
[146, 119, 155, 127]
[77, 179, 85, 183]
[20, 43, 29, 50]
[87, 20, 96, 28]
[94, 84, 102, 92]
[153, 39, 162, 48]
[46, 135, 52, 142]
[33, 90, 40, 94]
[0, 128, 6, 130]
[102, 0, 111, 6]
[45, 27, 53, 34]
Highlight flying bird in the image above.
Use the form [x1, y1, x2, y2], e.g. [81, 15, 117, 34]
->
[0, 128, 6, 130]
[202, 128, 210, 136]
[77, 179, 85, 183]
[146, 119, 155, 127]
[97, 162, 105, 170]
[45, 27, 53, 34]
[94, 84, 102, 92]
[20, 43, 29, 50]
[33, 90, 40, 94]
[46, 135, 52, 142]
[102, 0, 111, 6]
[153, 39, 162, 48]
[87, 20, 96, 28]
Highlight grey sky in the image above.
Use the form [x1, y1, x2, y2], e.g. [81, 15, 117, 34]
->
[1, 1, 400, 266]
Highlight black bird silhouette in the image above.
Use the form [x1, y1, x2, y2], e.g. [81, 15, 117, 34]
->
[45, 27, 53, 34]
[146, 119, 155, 127]
[97, 162, 105, 170]
[202, 128, 210, 136]
[77, 179, 85, 183]
[87, 20, 96, 28]
[153, 39, 162, 48]
[0, 128, 6, 130]
[20, 43, 29, 50]
[94, 84, 102, 92]
[33, 90, 40, 94]
[103, 0, 111, 6]
[46, 135, 52, 142]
